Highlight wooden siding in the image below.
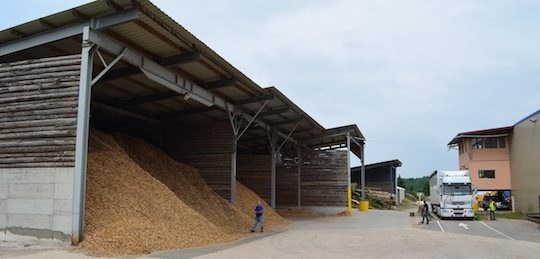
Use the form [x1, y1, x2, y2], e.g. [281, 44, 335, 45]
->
[0, 55, 81, 168]
[237, 154, 271, 203]
[161, 121, 233, 199]
[300, 150, 348, 206]
[352, 165, 397, 194]
[276, 165, 298, 207]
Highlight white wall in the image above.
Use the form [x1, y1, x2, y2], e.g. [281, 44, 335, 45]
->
[510, 111, 540, 214]
[0, 168, 74, 241]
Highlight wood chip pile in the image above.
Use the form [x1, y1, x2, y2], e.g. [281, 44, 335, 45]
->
[235, 181, 287, 226]
[82, 130, 285, 256]
[114, 134, 253, 235]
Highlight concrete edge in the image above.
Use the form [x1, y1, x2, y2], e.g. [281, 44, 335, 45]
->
[2, 227, 71, 242]
[149, 228, 287, 259]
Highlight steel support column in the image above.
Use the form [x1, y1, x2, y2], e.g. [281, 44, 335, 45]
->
[72, 27, 94, 244]
[268, 124, 298, 209]
[296, 143, 302, 207]
[360, 143, 366, 200]
[268, 129, 279, 209]
[231, 139, 237, 204]
[228, 101, 268, 205]
[228, 112, 241, 205]
[346, 133, 352, 214]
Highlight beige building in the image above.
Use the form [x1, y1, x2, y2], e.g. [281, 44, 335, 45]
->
[510, 110, 540, 214]
[449, 109, 540, 214]
[449, 126, 513, 192]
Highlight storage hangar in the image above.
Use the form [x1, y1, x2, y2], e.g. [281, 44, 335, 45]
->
[0, 0, 366, 243]
[351, 159, 402, 195]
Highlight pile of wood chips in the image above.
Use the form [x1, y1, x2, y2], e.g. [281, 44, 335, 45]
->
[114, 134, 253, 235]
[235, 181, 287, 226]
[82, 130, 285, 256]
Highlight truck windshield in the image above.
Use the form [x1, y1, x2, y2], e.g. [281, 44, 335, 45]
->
[443, 184, 471, 195]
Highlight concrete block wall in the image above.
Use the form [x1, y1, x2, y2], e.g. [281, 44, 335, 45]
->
[0, 167, 74, 241]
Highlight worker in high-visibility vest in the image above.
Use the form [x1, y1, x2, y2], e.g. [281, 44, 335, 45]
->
[489, 199, 496, 221]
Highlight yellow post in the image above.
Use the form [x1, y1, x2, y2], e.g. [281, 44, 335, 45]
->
[473, 201, 479, 213]
[348, 187, 352, 214]
[359, 200, 369, 211]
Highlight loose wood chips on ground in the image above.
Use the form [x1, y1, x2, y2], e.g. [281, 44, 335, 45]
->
[235, 181, 287, 226]
[82, 130, 286, 256]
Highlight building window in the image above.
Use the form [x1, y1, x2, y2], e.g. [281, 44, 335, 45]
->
[472, 137, 505, 149]
[498, 137, 506, 148]
[478, 170, 495, 178]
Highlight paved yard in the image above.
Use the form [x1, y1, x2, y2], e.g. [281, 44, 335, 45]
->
[152, 209, 540, 259]
[422, 214, 540, 242]
[3, 209, 540, 258]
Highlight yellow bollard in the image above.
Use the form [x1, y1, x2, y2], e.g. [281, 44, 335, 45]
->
[359, 200, 369, 212]
[473, 201, 479, 213]
[347, 187, 352, 214]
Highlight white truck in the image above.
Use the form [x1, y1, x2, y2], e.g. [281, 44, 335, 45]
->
[429, 170, 474, 219]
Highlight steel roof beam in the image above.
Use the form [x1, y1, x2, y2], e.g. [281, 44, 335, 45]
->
[106, 0, 124, 11]
[93, 102, 158, 123]
[274, 117, 303, 126]
[235, 93, 274, 105]
[102, 51, 202, 81]
[159, 51, 201, 66]
[204, 77, 238, 90]
[0, 8, 139, 57]
[106, 78, 235, 107]
[114, 90, 180, 107]
[260, 107, 291, 117]
[160, 106, 218, 119]
[86, 28, 298, 144]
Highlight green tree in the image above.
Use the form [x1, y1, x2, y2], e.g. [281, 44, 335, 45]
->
[397, 175, 405, 188]
[408, 184, 416, 194]
[423, 180, 430, 196]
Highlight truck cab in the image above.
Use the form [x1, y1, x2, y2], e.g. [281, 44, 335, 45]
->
[430, 170, 475, 219]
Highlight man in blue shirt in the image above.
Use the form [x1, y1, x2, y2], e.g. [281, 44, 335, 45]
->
[251, 201, 264, 232]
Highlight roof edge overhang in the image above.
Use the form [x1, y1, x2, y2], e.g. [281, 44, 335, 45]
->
[448, 126, 513, 146]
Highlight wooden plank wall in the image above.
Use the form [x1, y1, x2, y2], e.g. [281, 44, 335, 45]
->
[276, 165, 298, 207]
[300, 150, 348, 207]
[0, 55, 81, 168]
[352, 166, 395, 194]
[161, 121, 233, 200]
[237, 154, 271, 203]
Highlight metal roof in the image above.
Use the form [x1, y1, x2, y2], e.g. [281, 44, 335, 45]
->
[0, 0, 365, 153]
[351, 159, 402, 171]
[448, 126, 513, 146]
[514, 108, 540, 126]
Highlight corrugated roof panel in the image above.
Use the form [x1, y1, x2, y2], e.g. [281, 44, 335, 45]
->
[0, 0, 366, 149]
[106, 23, 176, 57]
[213, 87, 249, 100]
[178, 62, 220, 81]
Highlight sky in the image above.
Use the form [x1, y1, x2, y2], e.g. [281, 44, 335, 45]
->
[1, 1, 539, 178]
